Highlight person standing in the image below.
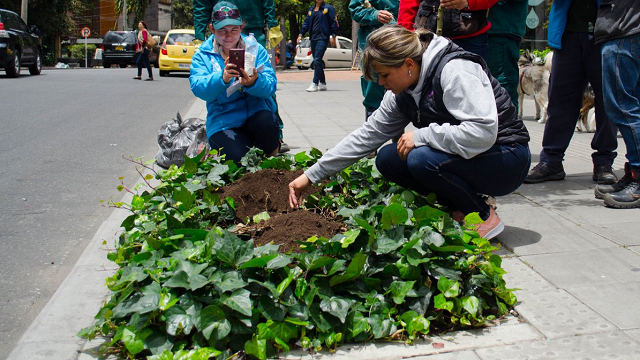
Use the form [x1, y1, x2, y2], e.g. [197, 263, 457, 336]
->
[298, 0, 339, 92]
[398, 0, 498, 59]
[485, 0, 528, 112]
[349, 0, 399, 123]
[133, 21, 153, 81]
[594, 0, 640, 208]
[524, 0, 619, 185]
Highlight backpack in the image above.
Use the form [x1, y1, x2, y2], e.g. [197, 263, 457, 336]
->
[415, 0, 488, 37]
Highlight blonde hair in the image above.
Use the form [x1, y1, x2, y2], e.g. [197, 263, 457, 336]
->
[362, 25, 434, 81]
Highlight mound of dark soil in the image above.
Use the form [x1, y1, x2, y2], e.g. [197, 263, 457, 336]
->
[220, 169, 343, 252]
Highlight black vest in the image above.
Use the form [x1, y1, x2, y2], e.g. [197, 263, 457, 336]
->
[415, 0, 489, 37]
[395, 42, 530, 146]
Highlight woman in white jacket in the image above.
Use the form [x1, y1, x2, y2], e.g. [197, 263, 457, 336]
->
[289, 25, 531, 239]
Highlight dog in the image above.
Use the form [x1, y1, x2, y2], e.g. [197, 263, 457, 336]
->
[576, 84, 596, 132]
[518, 50, 551, 124]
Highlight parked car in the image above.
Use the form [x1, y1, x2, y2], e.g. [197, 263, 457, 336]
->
[101, 30, 159, 68]
[158, 29, 196, 77]
[0, 8, 42, 77]
[294, 36, 352, 70]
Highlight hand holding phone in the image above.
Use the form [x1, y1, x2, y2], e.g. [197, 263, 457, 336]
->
[229, 48, 245, 72]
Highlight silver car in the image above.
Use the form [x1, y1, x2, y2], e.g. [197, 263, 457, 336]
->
[294, 36, 353, 70]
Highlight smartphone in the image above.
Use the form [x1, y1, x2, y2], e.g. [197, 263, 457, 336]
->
[229, 48, 245, 71]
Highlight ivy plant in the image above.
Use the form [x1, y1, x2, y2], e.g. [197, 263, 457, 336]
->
[79, 149, 516, 359]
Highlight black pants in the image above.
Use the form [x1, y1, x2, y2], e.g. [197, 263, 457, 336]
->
[137, 48, 153, 78]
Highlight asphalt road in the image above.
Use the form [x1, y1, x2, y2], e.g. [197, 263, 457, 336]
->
[0, 67, 197, 359]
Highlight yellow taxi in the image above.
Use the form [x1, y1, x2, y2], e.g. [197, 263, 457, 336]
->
[158, 29, 196, 76]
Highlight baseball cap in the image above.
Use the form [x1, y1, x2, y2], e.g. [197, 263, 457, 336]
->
[211, 1, 242, 30]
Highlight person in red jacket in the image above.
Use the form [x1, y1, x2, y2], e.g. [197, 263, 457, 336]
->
[398, 0, 497, 59]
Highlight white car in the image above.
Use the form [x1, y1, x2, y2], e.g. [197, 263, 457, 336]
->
[294, 36, 353, 69]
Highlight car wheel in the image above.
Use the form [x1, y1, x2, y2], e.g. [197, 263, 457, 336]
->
[28, 51, 42, 75]
[103, 61, 111, 68]
[310, 61, 314, 70]
[297, 66, 304, 70]
[119, 64, 127, 69]
[160, 70, 168, 77]
[5, 50, 21, 78]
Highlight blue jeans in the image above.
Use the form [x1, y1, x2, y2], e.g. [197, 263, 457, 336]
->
[207, 110, 280, 164]
[310, 39, 327, 85]
[540, 32, 618, 166]
[137, 48, 152, 78]
[376, 142, 531, 219]
[453, 32, 489, 60]
[601, 32, 640, 170]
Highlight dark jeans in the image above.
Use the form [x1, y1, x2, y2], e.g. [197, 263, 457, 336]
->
[453, 32, 489, 60]
[376, 142, 531, 219]
[486, 35, 520, 112]
[137, 48, 152, 78]
[310, 39, 327, 85]
[540, 31, 618, 166]
[207, 110, 280, 164]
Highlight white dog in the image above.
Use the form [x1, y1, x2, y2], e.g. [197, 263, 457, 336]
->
[518, 50, 551, 124]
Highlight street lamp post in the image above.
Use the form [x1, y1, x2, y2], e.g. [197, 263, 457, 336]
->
[21, 0, 28, 23]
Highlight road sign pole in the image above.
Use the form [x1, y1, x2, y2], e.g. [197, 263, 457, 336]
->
[85, 36, 88, 68]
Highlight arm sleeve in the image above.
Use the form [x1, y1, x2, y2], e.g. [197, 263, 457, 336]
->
[300, 10, 310, 36]
[243, 45, 277, 99]
[263, 0, 279, 29]
[329, 6, 339, 36]
[189, 53, 229, 102]
[348, 0, 381, 26]
[304, 91, 408, 184]
[412, 60, 498, 159]
[398, 0, 420, 30]
[466, 0, 500, 11]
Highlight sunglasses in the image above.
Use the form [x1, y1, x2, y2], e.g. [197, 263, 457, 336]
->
[212, 7, 241, 21]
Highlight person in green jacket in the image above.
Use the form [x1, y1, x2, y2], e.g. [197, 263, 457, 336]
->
[349, 0, 399, 122]
[485, 0, 528, 112]
[193, 0, 278, 47]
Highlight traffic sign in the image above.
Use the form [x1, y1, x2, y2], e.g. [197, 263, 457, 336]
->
[81, 27, 91, 38]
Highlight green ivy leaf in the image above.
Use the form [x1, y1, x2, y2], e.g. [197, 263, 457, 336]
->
[437, 277, 460, 298]
[164, 271, 190, 289]
[244, 336, 267, 360]
[266, 254, 292, 270]
[239, 254, 278, 269]
[339, 228, 361, 248]
[198, 305, 231, 341]
[131, 195, 145, 211]
[369, 314, 393, 339]
[144, 329, 173, 355]
[165, 305, 194, 336]
[173, 185, 195, 211]
[461, 296, 480, 318]
[320, 296, 355, 323]
[252, 211, 271, 224]
[433, 293, 454, 312]
[221, 289, 252, 317]
[207, 164, 229, 186]
[388, 280, 416, 304]
[270, 321, 298, 343]
[257, 295, 285, 322]
[211, 230, 254, 267]
[346, 311, 369, 339]
[413, 205, 446, 222]
[309, 303, 332, 333]
[381, 203, 409, 229]
[329, 253, 367, 286]
[122, 326, 152, 355]
[407, 315, 430, 338]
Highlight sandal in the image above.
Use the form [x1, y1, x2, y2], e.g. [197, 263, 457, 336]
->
[133, 76, 141, 80]
[145, 78, 154, 81]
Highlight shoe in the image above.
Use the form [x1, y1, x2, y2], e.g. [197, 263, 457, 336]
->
[603, 169, 640, 209]
[319, 82, 327, 91]
[524, 162, 566, 184]
[306, 83, 318, 92]
[473, 207, 504, 240]
[593, 164, 617, 185]
[595, 163, 631, 199]
[279, 140, 290, 154]
[145, 78, 154, 81]
[133, 76, 141, 80]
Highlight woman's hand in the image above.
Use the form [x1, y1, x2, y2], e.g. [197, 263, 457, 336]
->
[289, 174, 311, 209]
[397, 131, 416, 161]
[377, 10, 394, 24]
[440, 0, 469, 10]
[223, 59, 241, 83]
[238, 67, 258, 87]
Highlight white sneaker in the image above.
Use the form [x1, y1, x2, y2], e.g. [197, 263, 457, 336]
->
[306, 83, 318, 92]
[319, 82, 327, 91]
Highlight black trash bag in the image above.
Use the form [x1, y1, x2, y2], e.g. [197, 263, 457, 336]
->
[155, 112, 208, 168]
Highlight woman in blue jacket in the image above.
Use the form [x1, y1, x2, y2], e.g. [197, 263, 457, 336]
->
[189, 1, 280, 163]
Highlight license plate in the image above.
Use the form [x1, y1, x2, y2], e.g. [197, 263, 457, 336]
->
[115, 46, 123, 51]
[296, 60, 301, 64]
[178, 63, 190, 69]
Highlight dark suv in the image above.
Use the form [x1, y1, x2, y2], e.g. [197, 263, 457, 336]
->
[0, 9, 42, 77]
[101, 30, 158, 68]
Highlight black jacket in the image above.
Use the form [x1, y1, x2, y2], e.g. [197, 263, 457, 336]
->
[395, 42, 530, 146]
[594, 0, 640, 44]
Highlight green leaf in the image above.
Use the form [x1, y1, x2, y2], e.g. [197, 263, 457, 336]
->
[239, 254, 278, 269]
[173, 185, 195, 210]
[433, 294, 454, 312]
[276, 267, 299, 297]
[131, 195, 145, 211]
[320, 296, 354, 323]
[173, 348, 222, 360]
[346, 311, 370, 339]
[257, 295, 285, 322]
[198, 305, 231, 340]
[270, 321, 298, 343]
[207, 164, 229, 186]
[330, 253, 367, 286]
[339, 228, 361, 248]
[414, 205, 446, 222]
[388, 280, 416, 304]
[164, 271, 190, 289]
[309, 303, 332, 332]
[221, 289, 252, 316]
[407, 315, 430, 338]
[144, 329, 173, 355]
[266, 254, 292, 270]
[165, 305, 194, 336]
[369, 314, 393, 339]
[437, 277, 460, 298]
[252, 211, 271, 224]
[183, 155, 197, 173]
[211, 230, 254, 267]
[381, 203, 409, 229]
[461, 296, 480, 318]
[148, 350, 174, 360]
[245, 336, 267, 360]
[122, 326, 152, 355]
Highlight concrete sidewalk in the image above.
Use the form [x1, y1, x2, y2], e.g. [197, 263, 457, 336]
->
[8, 69, 640, 360]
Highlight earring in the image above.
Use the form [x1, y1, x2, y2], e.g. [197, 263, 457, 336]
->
[409, 70, 412, 77]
